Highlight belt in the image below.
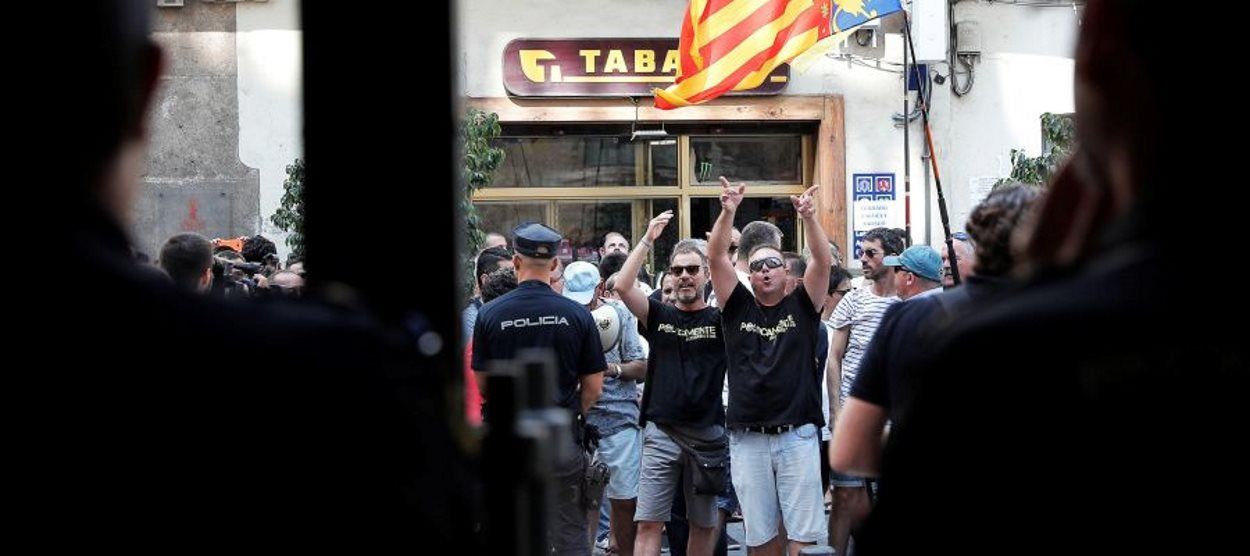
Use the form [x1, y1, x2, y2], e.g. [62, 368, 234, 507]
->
[737, 424, 799, 435]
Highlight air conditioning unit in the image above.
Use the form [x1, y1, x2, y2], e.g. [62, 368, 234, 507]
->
[909, 0, 950, 63]
[156, 0, 185, 7]
[836, 19, 885, 59]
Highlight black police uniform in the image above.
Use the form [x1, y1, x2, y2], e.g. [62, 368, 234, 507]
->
[472, 278, 606, 411]
[471, 222, 606, 556]
[472, 222, 606, 412]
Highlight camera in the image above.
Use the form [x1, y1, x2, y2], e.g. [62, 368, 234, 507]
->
[211, 256, 260, 297]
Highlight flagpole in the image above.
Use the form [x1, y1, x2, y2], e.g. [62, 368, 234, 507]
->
[903, 10, 962, 286]
[902, 13, 912, 247]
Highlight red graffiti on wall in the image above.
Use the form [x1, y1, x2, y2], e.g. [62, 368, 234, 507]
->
[181, 198, 205, 231]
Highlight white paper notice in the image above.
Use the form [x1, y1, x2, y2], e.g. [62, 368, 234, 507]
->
[969, 177, 998, 209]
[854, 199, 904, 231]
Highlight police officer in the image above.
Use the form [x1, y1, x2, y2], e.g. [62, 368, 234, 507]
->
[472, 222, 606, 556]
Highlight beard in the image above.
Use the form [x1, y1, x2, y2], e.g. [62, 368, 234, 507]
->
[675, 283, 701, 304]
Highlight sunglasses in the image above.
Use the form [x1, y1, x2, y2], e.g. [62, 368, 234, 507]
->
[862, 248, 883, 258]
[668, 264, 703, 277]
[749, 256, 784, 273]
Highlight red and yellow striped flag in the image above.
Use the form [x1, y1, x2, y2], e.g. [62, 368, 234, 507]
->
[654, 0, 835, 109]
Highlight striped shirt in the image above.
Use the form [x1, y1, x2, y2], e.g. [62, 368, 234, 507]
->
[831, 286, 900, 405]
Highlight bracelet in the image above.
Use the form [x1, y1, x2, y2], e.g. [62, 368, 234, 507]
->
[640, 238, 653, 249]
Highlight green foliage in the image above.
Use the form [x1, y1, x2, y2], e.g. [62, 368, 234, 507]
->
[997, 112, 1075, 189]
[461, 110, 505, 297]
[270, 158, 305, 260]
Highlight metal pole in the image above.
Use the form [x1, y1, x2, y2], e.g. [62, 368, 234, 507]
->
[902, 19, 912, 246]
[903, 11, 961, 285]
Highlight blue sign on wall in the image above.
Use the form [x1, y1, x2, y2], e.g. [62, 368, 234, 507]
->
[852, 173, 897, 259]
[853, 173, 896, 201]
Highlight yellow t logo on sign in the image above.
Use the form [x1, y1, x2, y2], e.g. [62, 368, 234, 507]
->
[519, 50, 561, 82]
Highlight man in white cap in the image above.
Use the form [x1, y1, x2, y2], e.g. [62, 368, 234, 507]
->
[563, 260, 647, 555]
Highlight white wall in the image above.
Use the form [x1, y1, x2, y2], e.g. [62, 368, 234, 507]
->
[237, 0, 303, 262]
[456, 0, 687, 98]
[926, 1, 1078, 246]
[456, 0, 1078, 259]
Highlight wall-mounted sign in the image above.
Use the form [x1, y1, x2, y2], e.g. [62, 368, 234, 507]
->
[851, 173, 902, 258]
[503, 38, 790, 98]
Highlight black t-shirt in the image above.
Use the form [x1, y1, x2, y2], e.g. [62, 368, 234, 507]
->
[472, 280, 607, 412]
[850, 296, 943, 421]
[852, 277, 1014, 421]
[721, 282, 825, 428]
[640, 298, 726, 428]
[816, 322, 830, 384]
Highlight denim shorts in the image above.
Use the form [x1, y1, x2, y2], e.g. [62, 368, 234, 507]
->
[595, 426, 642, 500]
[729, 423, 825, 546]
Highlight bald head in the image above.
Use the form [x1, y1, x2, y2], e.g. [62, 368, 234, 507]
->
[601, 232, 630, 258]
[483, 233, 507, 250]
[271, 271, 305, 290]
